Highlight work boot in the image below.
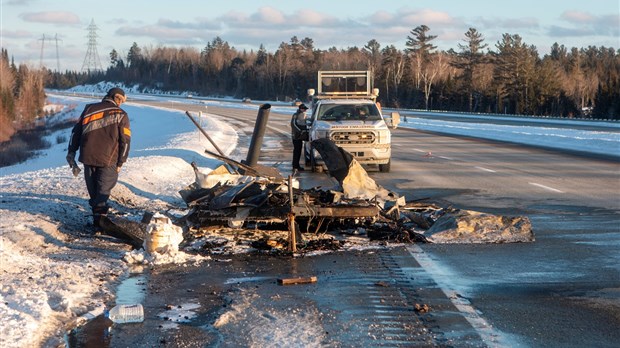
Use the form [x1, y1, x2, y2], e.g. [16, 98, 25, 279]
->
[83, 221, 101, 236]
[92, 206, 109, 231]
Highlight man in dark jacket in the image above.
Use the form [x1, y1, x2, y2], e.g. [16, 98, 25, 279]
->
[67, 87, 131, 232]
[290, 103, 308, 171]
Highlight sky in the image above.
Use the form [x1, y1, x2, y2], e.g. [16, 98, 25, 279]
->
[1, 0, 618, 72]
[1, 85, 618, 346]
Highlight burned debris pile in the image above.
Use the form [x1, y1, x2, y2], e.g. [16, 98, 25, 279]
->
[99, 108, 534, 254]
[178, 160, 403, 250]
[176, 135, 534, 254]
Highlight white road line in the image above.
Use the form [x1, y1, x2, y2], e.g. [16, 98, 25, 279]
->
[475, 166, 496, 173]
[529, 182, 564, 193]
[413, 148, 426, 153]
[405, 245, 513, 347]
[438, 156, 453, 160]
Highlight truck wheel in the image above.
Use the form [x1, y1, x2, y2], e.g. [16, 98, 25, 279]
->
[379, 160, 391, 173]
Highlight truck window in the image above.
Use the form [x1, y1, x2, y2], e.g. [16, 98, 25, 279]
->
[317, 104, 382, 121]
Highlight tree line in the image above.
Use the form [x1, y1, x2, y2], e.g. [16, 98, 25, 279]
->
[0, 48, 47, 142]
[5, 24, 619, 140]
[50, 26, 618, 119]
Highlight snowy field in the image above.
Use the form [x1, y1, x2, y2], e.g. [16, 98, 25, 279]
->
[1, 84, 618, 347]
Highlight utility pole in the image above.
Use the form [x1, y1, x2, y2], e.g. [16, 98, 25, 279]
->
[39, 34, 62, 71]
[81, 19, 103, 73]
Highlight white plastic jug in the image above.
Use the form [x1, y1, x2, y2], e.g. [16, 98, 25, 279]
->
[106, 304, 144, 324]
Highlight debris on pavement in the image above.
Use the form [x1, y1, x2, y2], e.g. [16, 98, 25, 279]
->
[98, 215, 146, 249]
[177, 137, 534, 251]
[423, 209, 534, 243]
[414, 303, 431, 313]
[143, 213, 184, 254]
[96, 121, 534, 252]
[277, 276, 318, 285]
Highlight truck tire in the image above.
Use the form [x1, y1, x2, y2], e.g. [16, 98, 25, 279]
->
[379, 160, 391, 173]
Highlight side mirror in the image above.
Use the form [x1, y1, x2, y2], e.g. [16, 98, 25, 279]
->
[385, 111, 400, 129]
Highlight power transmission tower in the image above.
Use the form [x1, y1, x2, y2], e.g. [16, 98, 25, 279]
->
[39, 34, 62, 71]
[81, 19, 103, 73]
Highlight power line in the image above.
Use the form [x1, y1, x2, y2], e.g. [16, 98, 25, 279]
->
[38, 34, 62, 72]
[81, 19, 103, 73]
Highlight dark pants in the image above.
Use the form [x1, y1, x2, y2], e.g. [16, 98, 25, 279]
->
[84, 165, 118, 226]
[292, 139, 303, 169]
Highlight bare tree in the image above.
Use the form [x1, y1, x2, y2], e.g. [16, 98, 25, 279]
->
[0, 50, 16, 141]
[15, 65, 45, 125]
[381, 45, 405, 106]
[566, 48, 599, 114]
[421, 52, 450, 110]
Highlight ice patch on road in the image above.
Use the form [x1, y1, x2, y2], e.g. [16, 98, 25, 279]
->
[158, 301, 201, 330]
[212, 288, 326, 347]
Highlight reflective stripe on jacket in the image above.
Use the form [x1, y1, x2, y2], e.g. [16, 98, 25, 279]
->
[68, 99, 131, 167]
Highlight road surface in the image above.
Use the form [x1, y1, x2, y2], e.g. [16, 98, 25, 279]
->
[72, 99, 620, 347]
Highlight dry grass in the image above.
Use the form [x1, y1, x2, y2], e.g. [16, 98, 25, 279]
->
[0, 119, 75, 167]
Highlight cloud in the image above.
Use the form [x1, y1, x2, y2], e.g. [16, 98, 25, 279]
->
[398, 9, 455, 26]
[552, 11, 620, 38]
[0, 29, 33, 39]
[292, 9, 337, 27]
[476, 17, 540, 30]
[110, 16, 224, 46]
[115, 22, 221, 46]
[548, 25, 594, 37]
[251, 6, 286, 24]
[219, 7, 338, 30]
[560, 11, 595, 24]
[116, 25, 195, 40]
[19, 11, 80, 25]
[368, 10, 396, 26]
[5, 0, 36, 5]
[107, 17, 131, 26]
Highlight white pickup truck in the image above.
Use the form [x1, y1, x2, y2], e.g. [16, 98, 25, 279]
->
[304, 70, 398, 173]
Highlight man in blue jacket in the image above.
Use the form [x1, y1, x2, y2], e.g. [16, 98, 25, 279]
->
[67, 88, 131, 233]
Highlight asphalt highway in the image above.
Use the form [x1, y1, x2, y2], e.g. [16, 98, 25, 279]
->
[72, 100, 619, 347]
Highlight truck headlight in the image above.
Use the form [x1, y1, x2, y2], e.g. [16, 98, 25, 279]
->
[378, 130, 391, 144]
[314, 130, 328, 139]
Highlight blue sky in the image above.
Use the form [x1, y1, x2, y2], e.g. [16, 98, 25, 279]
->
[1, 0, 618, 72]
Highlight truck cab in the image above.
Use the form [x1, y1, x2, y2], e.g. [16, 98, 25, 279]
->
[304, 71, 396, 173]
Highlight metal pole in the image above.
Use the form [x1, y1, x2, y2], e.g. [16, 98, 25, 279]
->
[185, 111, 225, 157]
[245, 104, 271, 167]
[288, 175, 297, 252]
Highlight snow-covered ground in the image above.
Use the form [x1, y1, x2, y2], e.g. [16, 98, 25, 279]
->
[397, 111, 620, 158]
[0, 93, 238, 347]
[1, 85, 618, 347]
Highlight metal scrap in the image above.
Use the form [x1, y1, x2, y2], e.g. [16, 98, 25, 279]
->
[178, 109, 533, 251]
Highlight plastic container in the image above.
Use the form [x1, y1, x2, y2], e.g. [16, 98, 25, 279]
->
[143, 214, 183, 254]
[106, 304, 144, 324]
[144, 228, 172, 254]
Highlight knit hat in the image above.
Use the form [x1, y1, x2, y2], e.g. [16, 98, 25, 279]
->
[105, 87, 125, 99]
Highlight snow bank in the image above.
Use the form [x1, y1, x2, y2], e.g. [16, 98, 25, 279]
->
[0, 93, 237, 347]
